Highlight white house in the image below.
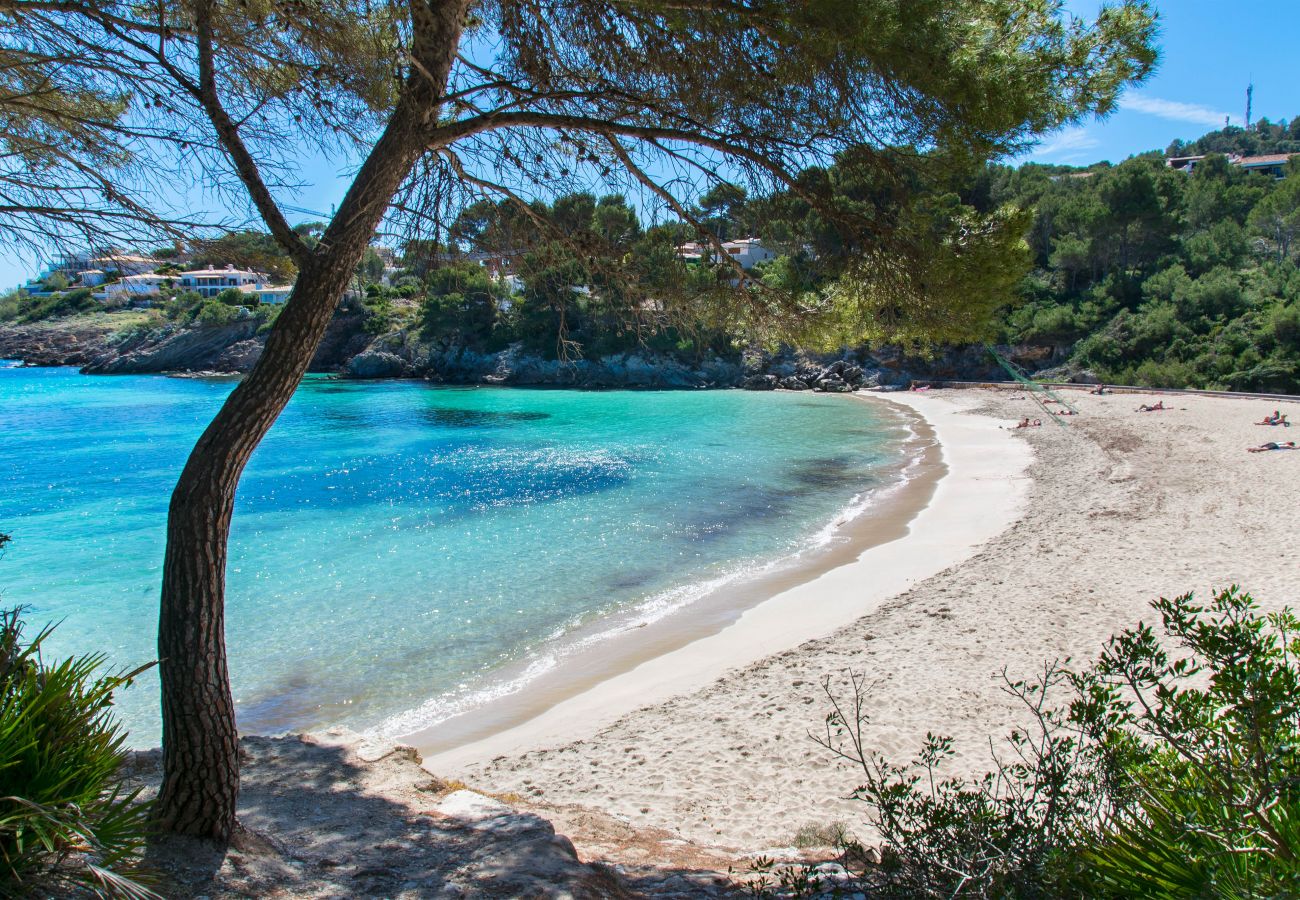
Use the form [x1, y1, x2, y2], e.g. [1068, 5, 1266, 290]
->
[676, 237, 777, 269]
[98, 274, 176, 298]
[179, 266, 269, 297]
[246, 284, 292, 304]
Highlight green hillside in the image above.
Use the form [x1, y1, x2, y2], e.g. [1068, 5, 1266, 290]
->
[985, 119, 1300, 392]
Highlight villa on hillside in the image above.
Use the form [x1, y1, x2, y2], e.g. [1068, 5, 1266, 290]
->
[676, 237, 777, 269]
[1166, 152, 1297, 177]
[31, 251, 163, 290]
[179, 266, 269, 297]
[88, 265, 292, 305]
[98, 274, 176, 297]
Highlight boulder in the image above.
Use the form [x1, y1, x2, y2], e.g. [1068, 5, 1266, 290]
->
[815, 374, 855, 393]
[741, 373, 779, 391]
[213, 338, 265, 372]
[780, 376, 812, 391]
[346, 350, 407, 379]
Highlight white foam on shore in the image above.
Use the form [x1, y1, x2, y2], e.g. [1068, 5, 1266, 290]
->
[368, 407, 925, 741]
[421, 392, 1033, 772]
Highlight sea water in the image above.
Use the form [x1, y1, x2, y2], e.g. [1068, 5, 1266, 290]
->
[0, 365, 912, 746]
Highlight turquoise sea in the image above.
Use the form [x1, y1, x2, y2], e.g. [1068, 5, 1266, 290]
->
[0, 363, 912, 747]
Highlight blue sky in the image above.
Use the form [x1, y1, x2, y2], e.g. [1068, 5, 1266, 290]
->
[3, 0, 1297, 289]
[1028, 0, 1300, 165]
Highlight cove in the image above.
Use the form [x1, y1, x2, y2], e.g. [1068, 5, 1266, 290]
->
[0, 366, 914, 746]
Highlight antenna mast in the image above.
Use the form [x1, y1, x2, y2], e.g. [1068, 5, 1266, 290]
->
[1246, 80, 1254, 127]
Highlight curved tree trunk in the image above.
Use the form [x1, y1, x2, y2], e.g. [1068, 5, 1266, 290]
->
[155, 0, 468, 840]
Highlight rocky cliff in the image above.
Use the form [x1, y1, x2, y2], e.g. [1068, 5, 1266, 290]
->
[2, 311, 1063, 391]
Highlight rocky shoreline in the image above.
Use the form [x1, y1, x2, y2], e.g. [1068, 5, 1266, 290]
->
[0, 313, 1071, 390]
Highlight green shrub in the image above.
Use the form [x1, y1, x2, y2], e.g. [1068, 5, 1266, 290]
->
[215, 287, 249, 307]
[0, 573, 157, 896]
[192, 300, 247, 327]
[803, 588, 1300, 899]
[16, 289, 99, 324]
[0, 291, 21, 322]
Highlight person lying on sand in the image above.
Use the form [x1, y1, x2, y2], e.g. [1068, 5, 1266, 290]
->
[1257, 411, 1290, 426]
[1014, 418, 1042, 428]
[1055, 409, 1078, 416]
[1247, 441, 1297, 453]
[1136, 401, 1168, 412]
[1089, 385, 1111, 395]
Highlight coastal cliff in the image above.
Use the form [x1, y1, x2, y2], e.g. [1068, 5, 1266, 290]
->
[0, 310, 1063, 389]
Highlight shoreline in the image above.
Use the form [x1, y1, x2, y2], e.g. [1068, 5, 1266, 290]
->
[397, 394, 937, 754]
[420, 392, 1033, 771]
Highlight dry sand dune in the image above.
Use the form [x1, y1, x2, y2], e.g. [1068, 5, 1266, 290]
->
[443, 388, 1300, 851]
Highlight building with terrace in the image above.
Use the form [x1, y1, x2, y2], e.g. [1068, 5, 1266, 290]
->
[178, 266, 269, 298]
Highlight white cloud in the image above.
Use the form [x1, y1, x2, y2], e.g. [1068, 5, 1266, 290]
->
[1031, 128, 1100, 161]
[1120, 95, 1232, 127]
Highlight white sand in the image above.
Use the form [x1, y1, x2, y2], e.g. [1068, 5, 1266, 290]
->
[430, 389, 1300, 851]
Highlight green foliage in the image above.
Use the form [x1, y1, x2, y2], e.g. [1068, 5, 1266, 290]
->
[188, 231, 296, 282]
[163, 292, 260, 329]
[809, 588, 1300, 898]
[993, 136, 1300, 391]
[0, 601, 157, 897]
[1168, 118, 1300, 159]
[361, 289, 396, 335]
[215, 287, 249, 307]
[418, 263, 506, 347]
[1077, 588, 1300, 897]
[8, 288, 99, 324]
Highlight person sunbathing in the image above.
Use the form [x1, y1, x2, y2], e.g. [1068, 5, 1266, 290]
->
[1055, 409, 1078, 416]
[1088, 385, 1110, 395]
[1136, 400, 1167, 412]
[1248, 441, 1297, 453]
[1258, 410, 1282, 425]
[1014, 418, 1042, 428]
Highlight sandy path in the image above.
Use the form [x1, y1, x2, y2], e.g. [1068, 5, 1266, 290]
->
[449, 389, 1300, 851]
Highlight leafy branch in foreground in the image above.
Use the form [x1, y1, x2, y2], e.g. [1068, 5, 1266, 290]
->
[775, 587, 1300, 898]
[0, 604, 158, 898]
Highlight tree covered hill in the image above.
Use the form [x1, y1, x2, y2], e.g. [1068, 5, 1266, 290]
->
[984, 125, 1300, 392]
[4, 120, 1299, 393]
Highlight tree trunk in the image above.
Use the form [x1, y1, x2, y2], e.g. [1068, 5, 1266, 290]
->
[154, 0, 469, 840]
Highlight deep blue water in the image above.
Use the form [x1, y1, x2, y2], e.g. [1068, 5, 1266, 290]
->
[0, 364, 909, 745]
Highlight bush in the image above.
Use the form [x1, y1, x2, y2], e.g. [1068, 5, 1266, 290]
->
[0, 532, 157, 896]
[16, 288, 99, 324]
[193, 299, 247, 327]
[0, 594, 157, 896]
[797, 588, 1300, 898]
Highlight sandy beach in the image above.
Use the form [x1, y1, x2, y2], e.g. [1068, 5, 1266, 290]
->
[429, 387, 1300, 853]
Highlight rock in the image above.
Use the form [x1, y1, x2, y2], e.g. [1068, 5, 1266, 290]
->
[811, 861, 850, 883]
[815, 374, 855, 393]
[213, 338, 264, 371]
[741, 373, 778, 391]
[780, 376, 811, 391]
[346, 350, 407, 379]
[85, 320, 260, 374]
[435, 790, 515, 824]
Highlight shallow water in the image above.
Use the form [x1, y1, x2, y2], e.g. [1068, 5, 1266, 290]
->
[0, 366, 910, 745]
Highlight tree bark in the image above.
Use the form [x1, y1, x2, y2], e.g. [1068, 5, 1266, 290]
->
[155, 0, 469, 840]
